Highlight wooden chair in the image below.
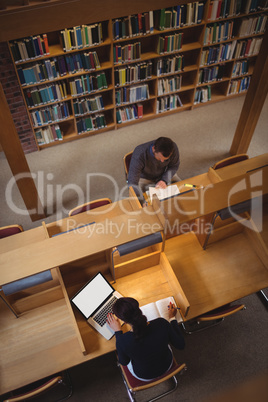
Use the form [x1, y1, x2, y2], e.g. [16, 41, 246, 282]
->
[123, 151, 133, 182]
[182, 304, 246, 334]
[0, 224, 53, 318]
[118, 359, 186, 402]
[2, 371, 72, 402]
[68, 198, 112, 217]
[212, 154, 249, 170]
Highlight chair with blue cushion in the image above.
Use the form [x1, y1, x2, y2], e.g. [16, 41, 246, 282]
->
[118, 358, 186, 402]
[0, 224, 53, 318]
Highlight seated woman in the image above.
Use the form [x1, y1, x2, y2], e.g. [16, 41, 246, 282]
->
[107, 297, 185, 381]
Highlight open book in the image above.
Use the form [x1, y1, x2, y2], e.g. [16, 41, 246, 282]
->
[147, 184, 180, 202]
[140, 296, 183, 323]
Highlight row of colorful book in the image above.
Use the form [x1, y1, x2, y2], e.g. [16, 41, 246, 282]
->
[17, 51, 101, 86]
[232, 59, 249, 76]
[198, 64, 226, 83]
[31, 102, 70, 127]
[158, 3, 204, 30]
[10, 34, 49, 63]
[60, 23, 103, 52]
[115, 84, 149, 105]
[200, 41, 237, 65]
[237, 14, 267, 37]
[157, 33, 183, 54]
[156, 94, 183, 113]
[113, 12, 154, 40]
[24, 83, 67, 107]
[158, 76, 182, 95]
[156, 55, 184, 76]
[69, 72, 108, 96]
[113, 42, 141, 64]
[73, 96, 104, 116]
[203, 21, 234, 45]
[228, 76, 251, 94]
[35, 124, 63, 145]
[194, 86, 211, 103]
[77, 114, 106, 133]
[233, 37, 263, 58]
[208, 0, 267, 21]
[116, 104, 143, 123]
[114, 62, 152, 86]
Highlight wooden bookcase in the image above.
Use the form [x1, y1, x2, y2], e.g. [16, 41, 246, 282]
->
[7, 0, 267, 149]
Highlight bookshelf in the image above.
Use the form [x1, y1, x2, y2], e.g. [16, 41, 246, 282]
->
[7, 0, 267, 149]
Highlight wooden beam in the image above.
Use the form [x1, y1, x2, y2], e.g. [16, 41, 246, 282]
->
[0, 83, 45, 221]
[230, 28, 268, 155]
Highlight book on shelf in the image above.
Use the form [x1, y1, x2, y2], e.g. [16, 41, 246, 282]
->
[10, 34, 50, 63]
[113, 11, 154, 40]
[35, 123, 63, 145]
[140, 296, 183, 323]
[113, 42, 141, 64]
[157, 33, 183, 55]
[158, 3, 204, 30]
[156, 94, 183, 113]
[156, 54, 184, 76]
[60, 22, 103, 51]
[158, 76, 182, 95]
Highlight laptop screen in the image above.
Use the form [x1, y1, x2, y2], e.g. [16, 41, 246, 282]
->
[71, 272, 114, 319]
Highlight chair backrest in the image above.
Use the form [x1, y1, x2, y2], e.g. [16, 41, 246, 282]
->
[198, 304, 245, 322]
[0, 224, 23, 239]
[123, 151, 133, 181]
[213, 154, 249, 170]
[68, 198, 112, 217]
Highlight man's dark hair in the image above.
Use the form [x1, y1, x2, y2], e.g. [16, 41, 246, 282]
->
[154, 137, 174, 157]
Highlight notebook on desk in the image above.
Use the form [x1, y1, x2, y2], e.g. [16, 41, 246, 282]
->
[71, 272, 123, 340]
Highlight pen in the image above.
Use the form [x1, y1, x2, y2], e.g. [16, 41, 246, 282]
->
[184, 183, 196, 188]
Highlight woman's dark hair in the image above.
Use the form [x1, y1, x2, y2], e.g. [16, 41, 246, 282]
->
[113, 297, 148, 339]
[154, 137, 174, 157]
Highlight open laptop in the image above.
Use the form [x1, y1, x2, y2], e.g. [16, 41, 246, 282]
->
[71, 272, 123, 340]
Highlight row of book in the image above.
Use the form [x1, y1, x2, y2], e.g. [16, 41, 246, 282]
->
[115, 84, 149, 105]
[60, 23, 103, 52]
[35, 124, 63, 145]
[232, 60, 249, 76]
[158, 76, 182, 95]
[228, 76, 251, 94]
[237, 14, 267, 37]
[113, 42, 141, 64]
[24, 82, 67, 107]
[233, 37, 263, 58]
[69, 72, 108, 96]
[156, 94, 183, 113]
[113, 12, 154, 40]
[114, 62, 152, 86]
[243, 0, 268, 13]
[17, 51, 101, 86]
[31, 102, 70, 127]
[203, 21, 234, 45]
[208, 0, 267, 21]
[157, 33, 183, 54]
[198, 65, 226, 84]
[194, 86, 211, 103]
[156, 55, 184, 76]
[158, 3, 204, 30]
[10, 34, 50, 63]
[116, 104, 143, 123]
[77, 114, 106, 133]
[73, 96, 104, 117]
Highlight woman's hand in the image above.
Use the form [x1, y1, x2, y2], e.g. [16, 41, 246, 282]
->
[167, 302, 177, 319]
[107, 313, 121, 332]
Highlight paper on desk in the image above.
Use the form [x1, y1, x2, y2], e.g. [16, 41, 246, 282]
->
[148, 185, 180, 202]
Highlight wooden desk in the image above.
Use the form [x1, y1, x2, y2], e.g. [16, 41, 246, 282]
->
[1, 154, 268, 396]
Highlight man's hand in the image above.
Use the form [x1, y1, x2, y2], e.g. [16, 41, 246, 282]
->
[107, 313, 121, 331]
[155, 180, 167, 189]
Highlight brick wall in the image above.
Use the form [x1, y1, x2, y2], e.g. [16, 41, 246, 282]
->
[0, 42, 38, 153]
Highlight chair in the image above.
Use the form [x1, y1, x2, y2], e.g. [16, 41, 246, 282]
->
[123, 151, 133, 182]
[181, 303, 245, 334]
[0, 224, 53, 318]
[212, 154, 249, 170]
[68, 198, 112, 217]
[2, 371, 72, 402]
[0, 224, 23, 239]
[118, 359, 186, 402]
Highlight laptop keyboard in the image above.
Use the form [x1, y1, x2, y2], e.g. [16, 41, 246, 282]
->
[93, 296, 117, 327]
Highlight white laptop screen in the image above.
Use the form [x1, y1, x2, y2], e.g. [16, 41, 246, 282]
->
[71, 272, 114, 319]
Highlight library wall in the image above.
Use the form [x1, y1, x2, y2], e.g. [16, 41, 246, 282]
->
[0, 42, 37, 153]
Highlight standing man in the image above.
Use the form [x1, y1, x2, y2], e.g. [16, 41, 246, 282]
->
[128, 137, 180, 204]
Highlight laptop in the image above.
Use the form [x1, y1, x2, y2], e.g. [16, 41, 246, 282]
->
[71, 272, 123, 340]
